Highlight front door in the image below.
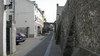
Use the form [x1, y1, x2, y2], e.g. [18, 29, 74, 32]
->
[6, 28, 10, 54]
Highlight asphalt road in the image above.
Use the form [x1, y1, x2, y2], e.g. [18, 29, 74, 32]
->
[25, 31, 53, 56]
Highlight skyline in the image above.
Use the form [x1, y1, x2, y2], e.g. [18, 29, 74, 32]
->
[30, 0, 67, 22]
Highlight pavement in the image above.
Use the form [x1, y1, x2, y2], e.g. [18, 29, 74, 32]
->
[49, 33, 62, 56]
[7, 31, 61, 56]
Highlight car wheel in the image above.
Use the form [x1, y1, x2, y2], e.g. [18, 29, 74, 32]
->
[16, 42, 19, 45]
[23, 40, 25, 42]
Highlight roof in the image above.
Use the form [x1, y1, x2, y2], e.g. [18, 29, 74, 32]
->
[26, 0, 36, 5]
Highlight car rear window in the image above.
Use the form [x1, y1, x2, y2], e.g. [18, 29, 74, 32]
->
[20, 33, 25, 36]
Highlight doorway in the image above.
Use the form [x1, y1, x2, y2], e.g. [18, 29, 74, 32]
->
[6, 28, 11, 54]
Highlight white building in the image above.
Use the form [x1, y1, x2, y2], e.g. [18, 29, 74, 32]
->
[34, 5, 43, 36]
[15, 0, 43, 37]
[0, 0, 6, 56]
[6, 0, 16, 54]
[0, 0, 16, 56]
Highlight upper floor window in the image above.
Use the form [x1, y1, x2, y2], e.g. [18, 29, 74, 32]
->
[9, 5, 12, 9]
[9, 15, 12, 21]
[35, 15, 37, 21]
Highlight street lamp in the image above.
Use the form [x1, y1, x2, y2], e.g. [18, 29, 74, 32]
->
[4, 0, 13, 10]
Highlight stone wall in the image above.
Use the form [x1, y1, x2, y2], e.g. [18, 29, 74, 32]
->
[55, 0, 100, 56]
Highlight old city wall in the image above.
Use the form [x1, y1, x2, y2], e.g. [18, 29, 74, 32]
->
[56, 0, 100, 56]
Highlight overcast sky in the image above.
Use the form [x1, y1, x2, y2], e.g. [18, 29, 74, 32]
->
[30, 0, 67, 22]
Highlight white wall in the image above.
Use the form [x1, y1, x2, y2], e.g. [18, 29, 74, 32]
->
[34, 6, 43, 36]
[6, 0, 16, 54]
[0, 0, 6, 56]
[15, 0, 35, 35]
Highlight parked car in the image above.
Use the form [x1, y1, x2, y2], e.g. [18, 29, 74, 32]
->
[16, 35, 24, 45]
[17, 33, 26, 42]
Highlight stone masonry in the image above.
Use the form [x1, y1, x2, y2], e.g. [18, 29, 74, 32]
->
[55, 0, 100, 56]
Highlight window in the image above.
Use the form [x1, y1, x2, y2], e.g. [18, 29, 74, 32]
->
[35, 26, 36, 30]
[9, 15, 12, 21]
[9, 5, 12, 9]
[35, 15, 37, 21]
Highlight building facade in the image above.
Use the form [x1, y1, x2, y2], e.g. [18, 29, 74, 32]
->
[56, 4, 64, 29]
[0, 0, 6, 56]
[56, 4, 64, 20]
[6, 0, 16, 54]
[55, 4, 64, 41]
[0, 0, 16, 56]
[15, 0, 44, 37]
[34, 5, 44, 36]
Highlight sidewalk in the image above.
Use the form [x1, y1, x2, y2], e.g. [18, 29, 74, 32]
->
[44, 32, 62, 56]
[7, 35, 46, 56]
[49, 34, 62, 56]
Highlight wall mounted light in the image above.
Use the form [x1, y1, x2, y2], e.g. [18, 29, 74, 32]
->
[4, 0, 13, 10]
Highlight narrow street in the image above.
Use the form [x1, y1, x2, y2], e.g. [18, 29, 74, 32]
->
[8, 31, 61, 56]
[0, 0, 100, 56]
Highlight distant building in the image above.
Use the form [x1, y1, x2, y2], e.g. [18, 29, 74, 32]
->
[41, 11, 45, 28]
[43, 22, 54, 33]
[34, 4, 45, 36]
[56, 4, 64, 20]
[55, 4, 64, 38]
[55, 4, 64, 44]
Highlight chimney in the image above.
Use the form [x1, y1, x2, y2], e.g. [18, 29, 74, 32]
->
[57, 4, 59, 7]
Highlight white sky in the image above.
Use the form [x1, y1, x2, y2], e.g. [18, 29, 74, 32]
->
[31, 0, 67, 22]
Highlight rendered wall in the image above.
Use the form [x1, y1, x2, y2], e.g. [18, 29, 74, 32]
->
[0, 0, 7, 56]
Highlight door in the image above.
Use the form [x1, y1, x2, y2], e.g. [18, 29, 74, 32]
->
[6, 28, 10, 54]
